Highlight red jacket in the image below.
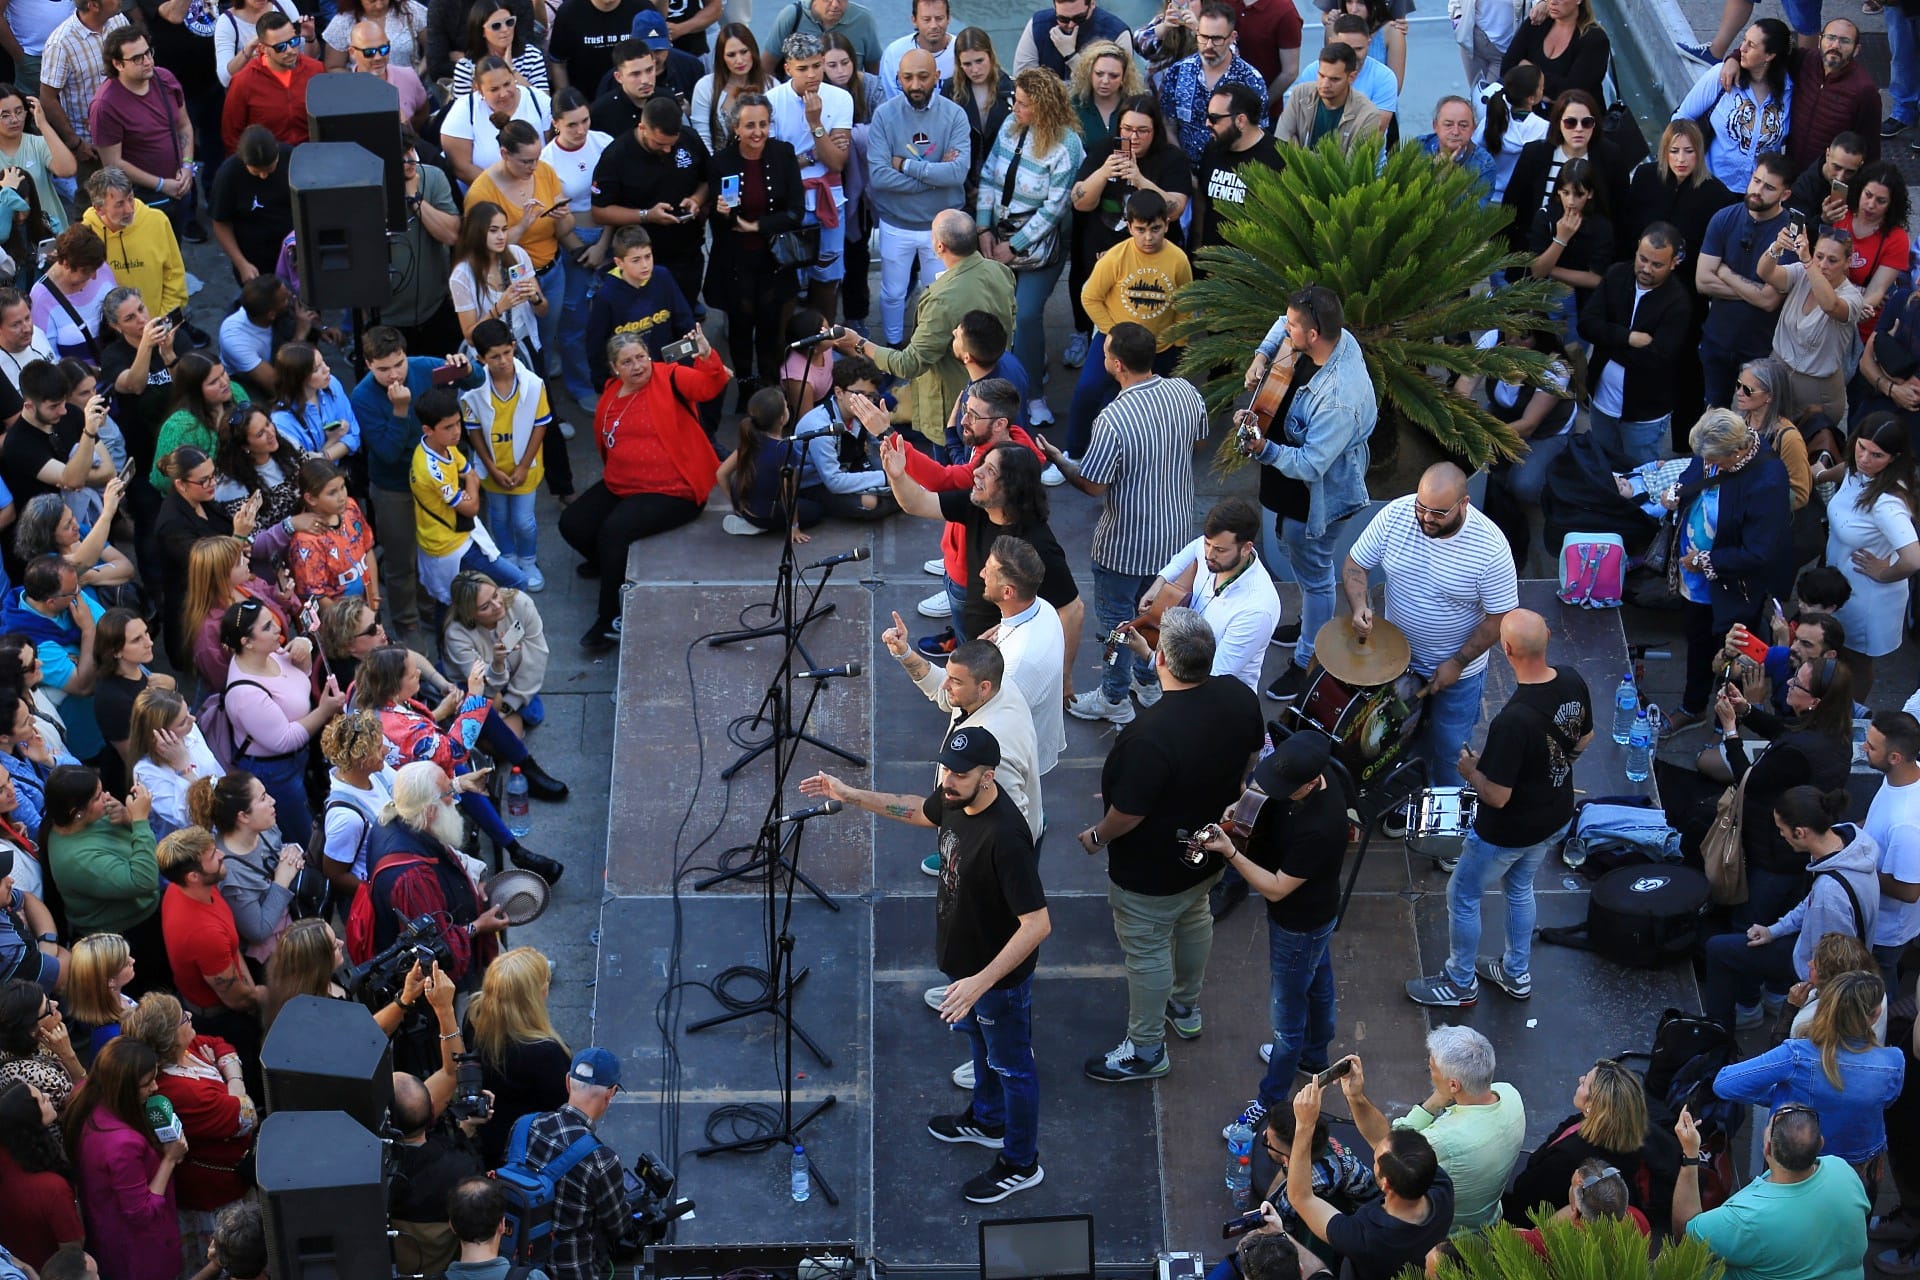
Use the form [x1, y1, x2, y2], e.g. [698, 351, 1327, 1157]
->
[221, 54, 322, 150]
[156, 1036, 255, 1212]
[900, 426, 1044, 585]
[593, 350, 729, 499]
[1785, 46, 1880, 173]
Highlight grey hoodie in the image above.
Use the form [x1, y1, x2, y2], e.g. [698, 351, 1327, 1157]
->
[865, 92, 972, 231]
[1769, 822, 1881, 980]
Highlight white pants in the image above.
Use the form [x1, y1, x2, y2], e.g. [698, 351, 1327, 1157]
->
[876, 218, 946, 344]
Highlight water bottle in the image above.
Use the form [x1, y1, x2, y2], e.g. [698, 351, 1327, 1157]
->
[1228, 1155, 1252, 1210]
[1612, 671, 1638, 745]
[505, 767, 531, 838]
[1625, 710, 1652, 783]
[790, 1144, 810, 1203]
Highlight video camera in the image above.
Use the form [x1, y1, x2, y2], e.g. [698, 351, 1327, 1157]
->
[613, 1152, 697, 1257]
[342, 913, 455, 1005]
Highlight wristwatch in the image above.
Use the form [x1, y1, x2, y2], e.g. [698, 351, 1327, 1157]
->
[1686, 1152, 1714, 1167]
[811, 124, 827, 138]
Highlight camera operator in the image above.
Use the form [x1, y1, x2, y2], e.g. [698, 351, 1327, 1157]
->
[389, 961, 493, 1280]
[447, 1176, 553, 1280]
[519, 1048, 628, 1280]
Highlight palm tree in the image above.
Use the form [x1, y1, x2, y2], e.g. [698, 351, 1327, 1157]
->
[1430, 1214, 1726, 1280]
[1173, 134, 1569, 475]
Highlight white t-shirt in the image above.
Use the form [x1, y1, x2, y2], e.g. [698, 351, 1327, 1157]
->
[1829, 472, 1919, 658]
[541, 130, 615, 213]
[441, 85, 553, 173]
[1866, 773, 1920, 948]
[878, 33, 953, 96]
[324, 766, 394, 880]
[766, 79, 852, 182]
[987, 596, 1065, 776]
[1348, 496, 1520, 678]
[1589, 286, 1650, 419]
[1157, 538, 1283, 694]
[133, 726, 227, 839]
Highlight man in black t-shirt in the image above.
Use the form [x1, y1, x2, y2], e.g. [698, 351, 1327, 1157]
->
[1406, 608, 1592, 1010]
[590, 95, 710, 311]
[1202, 730, 1347, 1136]
[1, 360, 103, 510]
[209, 130, 293, 285]
[1193, 81, 1284, 250]
[548, 0, 645, 94]
[1080, 607, 1263, 1083]
[799, 727, 1051, 1204]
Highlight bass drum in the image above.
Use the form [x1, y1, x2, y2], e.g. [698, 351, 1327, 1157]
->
[1290, 669, 1425, 787]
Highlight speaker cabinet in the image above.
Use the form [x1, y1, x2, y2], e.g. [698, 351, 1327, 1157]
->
[262, 994, 394, 1129]
[307, 71, 405, 230]
[287, 141, 392, 312]
[258, 1110, 389, 1280]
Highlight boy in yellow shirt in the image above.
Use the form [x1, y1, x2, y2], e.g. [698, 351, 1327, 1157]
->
[1067, 189, 1191, 457]
[460, 317, 552, 590]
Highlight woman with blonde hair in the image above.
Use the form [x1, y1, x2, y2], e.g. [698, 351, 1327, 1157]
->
[464, 946, 569, 1166]
[60, 934, 135, 1066]
[179, 535, 297, 695]
[1504, 1058, 1653, 1223]
[1789, 932, 1885, 1041]
[127, 688, 223, 839]
[976, 67, 1084, 423]
[948, 27, 1013, 207]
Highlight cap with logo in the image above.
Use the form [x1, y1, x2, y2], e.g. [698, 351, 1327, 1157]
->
[568, 1047, 623, 1088]
[937, 726, 1001, 772]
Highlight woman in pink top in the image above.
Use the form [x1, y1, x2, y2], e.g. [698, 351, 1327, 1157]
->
[219, 598, 347, 848]
[64, 1036, 186, 1280]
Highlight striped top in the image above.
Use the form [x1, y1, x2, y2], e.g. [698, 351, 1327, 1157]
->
[974, 119, 1085, 255]
[1081, 375, 1209, 574]
[1347, 497, 1519, 678]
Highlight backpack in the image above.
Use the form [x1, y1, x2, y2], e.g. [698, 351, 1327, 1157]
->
[1557, 532, 1626, 608]
[1623, 1008, 1742, 1142]
[196, 678, 270, 771]
[494, 1112, 603, 1264]
[344, 849, 438, 964]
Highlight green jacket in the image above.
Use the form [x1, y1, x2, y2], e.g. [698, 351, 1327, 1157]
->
[870, 251, 1016, 443]
[50, 817, 160, 935]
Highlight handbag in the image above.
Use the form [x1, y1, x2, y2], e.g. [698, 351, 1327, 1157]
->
[770, 224, 820, 270]
[992, 129, 1061, 273]
[1699, 768, 1750, 906]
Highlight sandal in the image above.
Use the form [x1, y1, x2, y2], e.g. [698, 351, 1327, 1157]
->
[1660, 709, 1702, 739]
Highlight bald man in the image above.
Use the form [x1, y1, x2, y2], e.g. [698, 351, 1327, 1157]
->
[867, 47, 971, 345]
[1343, 463, 1519, 790]
[345, 19, 431, 128]
[1406, 608, 1592, 1008]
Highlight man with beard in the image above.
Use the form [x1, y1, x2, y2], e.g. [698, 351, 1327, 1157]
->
[1193, 81, 1282, 250]
[1696, 154, 1791, 409]
[867, 49, 970, 348]
[1777, 19, 1880, 173]
[1159, 3, 1269, 163]
[1342, 463, 1518, 790]
[1578, 223, 1691, 470]
[158, 825, 267, 1072]
[1133, 497, 1282, 692]
[360, 761, 512, 992]
[589, 37, 668, 135]
[800, 727, 1051, 1204]
[589, 96, 710, 308]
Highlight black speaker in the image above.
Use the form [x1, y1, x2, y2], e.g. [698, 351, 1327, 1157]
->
[307, 71, 405, 230]
[262, 994, 394, 1130]
[258, 1110, 390, 1280]
[287, 141, 393, 312]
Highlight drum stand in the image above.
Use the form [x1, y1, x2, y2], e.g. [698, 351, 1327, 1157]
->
[1334, 757, 1427, 930]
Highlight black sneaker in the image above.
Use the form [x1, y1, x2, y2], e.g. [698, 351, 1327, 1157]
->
[928, 1112, 1005, 1148]
[1209, 875, 1249, 920]
[1887, 116, 1912, 139]
[1264, 664, 1308, 702]
[1475, 957, 1532, 1000]
[1084, 1038, 1169, 1082]
[1270, 619, 1301, 647]
[963, 1156, 1045, 1203]
[580, 618, 620, 652]
[1405, 972, 1479, 1008]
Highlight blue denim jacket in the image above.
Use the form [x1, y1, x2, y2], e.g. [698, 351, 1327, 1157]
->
[1713, 1038, 1906, 1163]
[1251, 327, 1376, 538]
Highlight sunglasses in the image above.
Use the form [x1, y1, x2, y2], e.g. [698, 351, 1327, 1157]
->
[487, 15, 516, 28]
[1414, 495, 1462, 519]
[353, 41, 392, 55]
[357, 619, 382, 638]
[1735, 380, 1764, 396]
[1206, 111, 1236, 123]
[268, 35, 303, 51]
[1561, 115, 1596, 128]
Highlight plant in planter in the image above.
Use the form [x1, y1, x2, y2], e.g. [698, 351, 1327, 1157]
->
[1172, 134, 1569, 478]
[1429, 1213, 1726, 1280]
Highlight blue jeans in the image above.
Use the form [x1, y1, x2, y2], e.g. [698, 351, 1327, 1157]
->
[1093, 563, 1155, 702]
[1699, 340, 1747, 411]
[1703, 929, 1801, 1029]
[945, 573, 970, 636]
[236, 748, 312, 850]
[460, 540, 528, 590]
[805, 206, 847, 284]
[1011, 258, 1067, 397]
[485, 490, 539, 563]
[1258, 916, 1337, 1112]
[1444, 822, 1567, 986]
[956, 977, 1039, 1166]
[1418, 667, 1487, 788]
[535, 258, 565, 381]
[558, 226, 603, 404]
[1587, 409, 1671, 471]
[1500, 430, 1573, 507]
[1894, 3, 1920, 124]
[1281, 515, 1342, 671]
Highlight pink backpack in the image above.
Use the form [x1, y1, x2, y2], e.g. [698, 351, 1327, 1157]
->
[1558, 533, 1626, 609]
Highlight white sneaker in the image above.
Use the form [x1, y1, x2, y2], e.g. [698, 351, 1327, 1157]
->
[917, 590, 953, 618]
[922, 557, 945, 576]
[1040, 463, 1065, 487]
[521, 561, 546, 592]
[1258, 1043, 1272, 1064]
[1066, 689, 1136, 725]
[924, 984, 949, 1010]
[952, 1059, 975, 1089]
[1130, 677, 1161, 707]
[721, 514, 761, 536]
[1027, 398, 1055, 425]
[557, 419, 577, 440]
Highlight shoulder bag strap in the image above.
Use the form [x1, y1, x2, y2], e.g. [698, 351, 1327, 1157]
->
[45, 284, 99, 360]
[1816, 868, 1866, 940]
[998, 127, 1027, 211]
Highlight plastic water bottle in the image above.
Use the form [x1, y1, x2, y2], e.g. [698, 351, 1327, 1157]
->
[1612, 671, 1638, 745]
[1625, 710, 1652, 783]
[505, 767, 531, 838]
[790, 1144, 810, 1203]
[1228, 1155, 1252, 1210]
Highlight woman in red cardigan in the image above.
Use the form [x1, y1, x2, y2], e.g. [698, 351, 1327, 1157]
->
[558, 326, 731, 652]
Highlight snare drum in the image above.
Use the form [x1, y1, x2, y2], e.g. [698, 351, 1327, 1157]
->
[1403, 786, 1479, 867]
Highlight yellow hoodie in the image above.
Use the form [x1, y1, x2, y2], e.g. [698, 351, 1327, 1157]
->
[82, 199, 187, 318]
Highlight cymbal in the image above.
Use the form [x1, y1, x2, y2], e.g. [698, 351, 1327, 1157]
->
[1313, 616, 1410, 686]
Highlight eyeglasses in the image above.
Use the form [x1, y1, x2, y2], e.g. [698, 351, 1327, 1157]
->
[356, 619, 382, 638]
[117, 47, 155, 62]
[961, 407, 1002, 422]
[486, 15, 516, 28]
[353, 41, 392, 55]
[186, 470, 216, 488]
[1195, 31, 1231, 42]
[1205, 111, 1235, 123]
[1735, 380, 1764, 396]
[37, 1003, 57, 1020]
[1117, 123, 1152, 135]
[268, 35, 303, 51]
[1560, 115, 1596, 128]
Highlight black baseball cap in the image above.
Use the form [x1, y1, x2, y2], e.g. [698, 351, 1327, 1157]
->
[1255, 732, 1330, 796]
[937, 727, 1001, 772]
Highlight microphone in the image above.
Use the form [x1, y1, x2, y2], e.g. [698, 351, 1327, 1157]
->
[788, 325, 847, 350]
[778, 799, 844, 823]
[791, 425, 841, 442]
[794, 662, 862, 679]
[805, 545, 871, 570]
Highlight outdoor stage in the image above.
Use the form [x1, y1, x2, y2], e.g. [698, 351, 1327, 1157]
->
[587, 488, 1703, 1275]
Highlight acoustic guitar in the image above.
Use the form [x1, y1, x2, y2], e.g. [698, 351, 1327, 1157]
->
[1232, 342, 1300, 454]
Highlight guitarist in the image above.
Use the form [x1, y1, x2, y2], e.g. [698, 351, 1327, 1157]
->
[1128, 497, 1282, 694]
[1238, 284, 1377, 705]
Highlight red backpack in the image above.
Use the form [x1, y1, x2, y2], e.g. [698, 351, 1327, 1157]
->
[344, 850, 437, 964]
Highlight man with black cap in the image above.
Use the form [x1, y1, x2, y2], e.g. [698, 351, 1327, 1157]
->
[0, 841, 64, 990]
[1199, 730, 1347, 1139]
[800, 726, 1051, 1204]
[518, 1048, 629, 1280]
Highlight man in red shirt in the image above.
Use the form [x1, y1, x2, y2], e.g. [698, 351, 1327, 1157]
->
[221, 10, 323, 150]
[158, 827, 266, 1071]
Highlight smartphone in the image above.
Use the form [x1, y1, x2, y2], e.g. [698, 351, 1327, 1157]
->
[506, 261, 528, 285]
[1732, 627, 1770, 665]
[116, 457, 135, 484]
[499, 618, 526, 650]
[720, 173, 742, 203]
[1313, 1059, 1354, 1089]
[1831, 178, 1848, 202]
[661, 336, 700, 362]
[34, 235, 55, 267]
[1221, 1211, 1265, 1240]
[1787, 210, 1808, 240]
[431, 362, 464, 387]
[674, 209, 697, 221]
[160, 306, 185, 329]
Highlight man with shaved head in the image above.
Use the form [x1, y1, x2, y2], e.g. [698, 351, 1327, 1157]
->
[867, 46, 971, 346]
[1406, 608, 1592, 1008]
[1343, 462, 1520, 793]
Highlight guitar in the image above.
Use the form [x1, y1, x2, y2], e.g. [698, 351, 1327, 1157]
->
[1233, 342, 1300, 455]
[1100, 563, 1196, 664]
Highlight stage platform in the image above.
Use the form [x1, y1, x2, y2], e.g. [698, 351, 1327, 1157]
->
[591, 495, 1701, 1272]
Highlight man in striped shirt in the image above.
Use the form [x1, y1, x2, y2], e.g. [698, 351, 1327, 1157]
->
[1342, 463, 1518, 789]
[1045, 322, 1210, 726]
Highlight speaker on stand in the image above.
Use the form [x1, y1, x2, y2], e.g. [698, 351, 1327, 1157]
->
[261, 993, 394, 1131]
[306, 72, 406, 231]
[287, 141, 393, 315]
[257, 1109, 391, 1280]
